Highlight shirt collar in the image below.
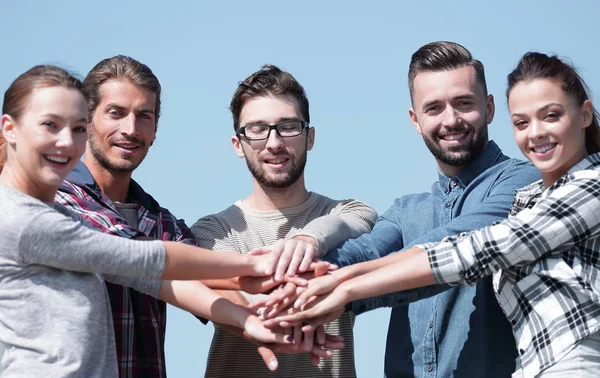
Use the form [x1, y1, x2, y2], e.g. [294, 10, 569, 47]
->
[437, 140, 503, 194]
[511, 152, 600, 210]
[66, 161, 161, 212]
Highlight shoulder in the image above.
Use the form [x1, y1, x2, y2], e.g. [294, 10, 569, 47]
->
[191, 204, 244, 235]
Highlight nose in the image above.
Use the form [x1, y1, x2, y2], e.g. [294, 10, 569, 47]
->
[265, 128, 284, 152]
[528, 119, 547, 141]
[121, 113, 139, 137]
[441, 106, 460, 128]
[55, 127, 75, 149]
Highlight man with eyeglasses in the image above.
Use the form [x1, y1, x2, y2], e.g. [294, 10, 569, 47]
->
[191, 65, 377, 378]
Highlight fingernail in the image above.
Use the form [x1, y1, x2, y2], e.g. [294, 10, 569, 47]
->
[268, 360, 278, 371]
[275, 273, 282, 281]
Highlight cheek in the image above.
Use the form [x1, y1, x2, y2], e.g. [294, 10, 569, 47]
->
[513, 130, 528, 151]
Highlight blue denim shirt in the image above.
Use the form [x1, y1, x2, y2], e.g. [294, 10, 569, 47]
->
[326, 141, 541, 378]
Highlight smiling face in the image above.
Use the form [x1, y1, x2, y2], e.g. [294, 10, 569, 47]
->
[509, 78, 592, 187]
[87, 79, 157, 174]
[1, 86, 88, 201]
[409, 66, 494, 176]
[232, 94, 314, 189]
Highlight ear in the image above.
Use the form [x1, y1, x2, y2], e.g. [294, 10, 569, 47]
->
[408, 107, 422, 135]
[485, 94, 495, 125]
[231, 135, 245, 158]
[1, 114, 18, 144]
[306, 127, 315, 151]
[581, 100, 594, 129]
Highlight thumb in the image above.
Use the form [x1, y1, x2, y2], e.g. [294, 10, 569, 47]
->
[248, 247, 272, 256]
[257, 345, 279, 371]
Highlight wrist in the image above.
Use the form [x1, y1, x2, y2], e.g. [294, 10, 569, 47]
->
[229, 303, 253, 330]
[339, 279, 358, 304]
[291, 234, 318, 248]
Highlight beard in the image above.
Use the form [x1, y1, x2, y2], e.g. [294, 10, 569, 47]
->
[87, 125, 148, 174]
[422, 123, 488, 167]
[245, 150, 307, 189]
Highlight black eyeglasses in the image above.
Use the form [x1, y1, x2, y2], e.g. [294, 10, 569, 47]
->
[236, 120, 309, 141]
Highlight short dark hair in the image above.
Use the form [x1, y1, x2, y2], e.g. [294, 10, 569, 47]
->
[229, 64, 309, 130]
[507, 52, 600, 154]
[408, 41, 488, 100]
[83, 55, 161, 125]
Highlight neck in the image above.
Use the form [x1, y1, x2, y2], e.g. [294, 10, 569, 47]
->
[0, 164, 56, 203]
[436, 161, 465, 177]
[245, 175, 310, 211]
[84, 154, 132, 203]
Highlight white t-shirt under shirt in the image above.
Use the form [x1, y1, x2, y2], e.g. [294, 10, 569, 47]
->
[192, 192, 377, 378]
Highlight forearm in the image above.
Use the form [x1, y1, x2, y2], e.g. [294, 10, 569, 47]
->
[159, 280, 253, 329]
[294, 202, 377, 256]
[162, 242, 257, 280]
[343, 247, 436, 303]
[202, 277, 243, 290]
[331, 245, 418, 284]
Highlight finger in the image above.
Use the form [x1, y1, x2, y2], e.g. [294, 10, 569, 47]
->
[286, 243, 306, 277]
[293, 325, 302, 350]
[248, 247, 271, 256]
[310, 347, 334, 358]
[275, 242, 296, 281]
[282, 275, 308, 287]
[326, 262, 338, 271]
[314, 261, 329, 277]
[257, 345, 279, 371]
[316, 325, 326, 345]
[265, 282, 296, 308]
[303, 327, 314, 352]
[298, 245, 315, 273]
[310, 352, 321, 366]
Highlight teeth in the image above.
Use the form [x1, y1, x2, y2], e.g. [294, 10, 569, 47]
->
[441, 132, 467, 141]
[45, 155, 68, 164]
[117, 145, 137, 150]
[532, 144, 555, 153]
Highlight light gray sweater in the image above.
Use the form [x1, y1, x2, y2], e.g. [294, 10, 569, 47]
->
[0, 187, 165, 377]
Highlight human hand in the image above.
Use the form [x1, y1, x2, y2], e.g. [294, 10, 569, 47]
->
[250, 261, 334, 317]
[266, 284, 350, 328]
[238, 274, 308, 295]
[248, 237, 319, 281]
[242, 314, 292, 345]
[255, 325, 345, 370]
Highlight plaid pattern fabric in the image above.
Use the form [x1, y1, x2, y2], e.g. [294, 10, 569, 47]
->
[421, 153, 600, 378]
[55, 162, 196, 378]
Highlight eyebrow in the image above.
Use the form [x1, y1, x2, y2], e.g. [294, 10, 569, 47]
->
[41, 113, 88, 124]
[421, 94, 477, 111]
[242, 117, 301, 126]
[105, 103, 155, 115]
[511, 102, 564, 118]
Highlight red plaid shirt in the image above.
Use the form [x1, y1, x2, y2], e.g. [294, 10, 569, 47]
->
[55, 162, 196, 378]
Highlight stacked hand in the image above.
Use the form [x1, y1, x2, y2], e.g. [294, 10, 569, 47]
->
[236, 237, 347, 370]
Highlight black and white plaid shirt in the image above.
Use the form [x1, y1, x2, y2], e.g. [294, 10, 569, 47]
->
[420, 153, 600, 378]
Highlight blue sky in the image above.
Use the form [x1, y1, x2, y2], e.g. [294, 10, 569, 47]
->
[2, 0, 599, 376]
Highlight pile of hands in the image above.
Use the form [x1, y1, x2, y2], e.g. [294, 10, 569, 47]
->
[239, 237, 352, 370]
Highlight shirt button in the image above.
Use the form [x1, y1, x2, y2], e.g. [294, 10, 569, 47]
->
[444, 202, 451, 208]
[519, 349, 525, 355]
[450, 179, 458, 188]
[428, 322, 433, 329]
[427, 365, 433, 372]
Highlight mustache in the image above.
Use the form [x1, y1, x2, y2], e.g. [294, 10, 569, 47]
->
[110, 136, 146, 147]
